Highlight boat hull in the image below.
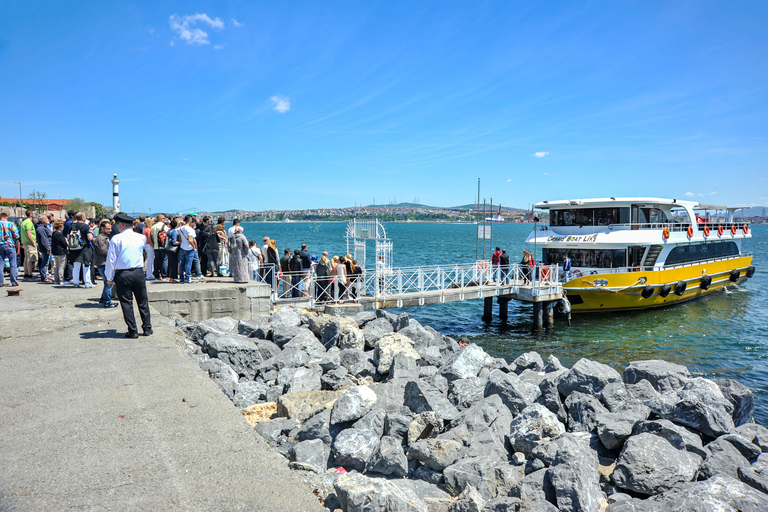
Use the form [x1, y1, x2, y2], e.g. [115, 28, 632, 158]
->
[564, 256, 753, 313]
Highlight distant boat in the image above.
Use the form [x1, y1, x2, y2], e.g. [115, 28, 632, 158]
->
[485, 215, 505, 223]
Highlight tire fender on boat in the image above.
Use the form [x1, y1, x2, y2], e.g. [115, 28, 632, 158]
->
[729, 269, 741, 282]
[674, 280, 687, 296]
[700, 275, 712, 290]
[659, 284, 672, 298]
[641, 285, 654, 299]
[746, 266, 756, 278]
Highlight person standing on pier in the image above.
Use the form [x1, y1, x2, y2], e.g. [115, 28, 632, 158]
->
[178, 216, 197, 284]
[69, 212, 95, 288]
[280, 248, 291, 297]
[563, 253, 572, 282]
[105, 213, 152, 338]
[150, 213, 168, 280]
[93, 220, 116, 308]
[0, 212, 20, 287]
[299, 244, 312, 296]
[20, 210, 38, 281]
[492, 247, 501, 282]
[500, 249, 510, 284]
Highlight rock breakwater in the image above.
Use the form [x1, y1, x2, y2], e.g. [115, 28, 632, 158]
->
[178, 308, 768, 512]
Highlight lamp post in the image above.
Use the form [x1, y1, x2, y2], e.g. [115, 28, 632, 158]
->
[31, 188, 35, 213]
[15, 181, 21, 216]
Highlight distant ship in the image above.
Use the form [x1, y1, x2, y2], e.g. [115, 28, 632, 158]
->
[485, 205, 505, 222]
[526, 197, 755, 313]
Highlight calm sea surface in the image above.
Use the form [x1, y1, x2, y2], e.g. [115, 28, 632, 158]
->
[240, 221, 767, 425]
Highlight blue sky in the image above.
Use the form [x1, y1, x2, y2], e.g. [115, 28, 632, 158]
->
[1, 1, 766, 213]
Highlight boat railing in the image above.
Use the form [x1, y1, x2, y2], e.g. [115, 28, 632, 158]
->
[569, 252, 752, 276]
[606, 222, 750, 232]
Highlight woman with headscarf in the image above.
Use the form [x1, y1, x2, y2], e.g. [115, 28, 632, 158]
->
[315, 253, 331, 302]
[336, 256, 348, 302]
[349, 259, 363, 301]
[266, 239, 279, 287]
[228, 226, 249, 283]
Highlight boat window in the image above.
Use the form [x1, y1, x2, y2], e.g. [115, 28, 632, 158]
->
[550, 208, 628, 226]
[664, 242, 739, 266]
[642, 208, 668, 224]
[543, 248, 626, 268]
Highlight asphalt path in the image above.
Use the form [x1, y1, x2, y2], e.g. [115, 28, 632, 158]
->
[0, 279, 324, 511]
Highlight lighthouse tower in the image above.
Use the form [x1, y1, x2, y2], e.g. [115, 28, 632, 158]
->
[111, 174, 120, 212]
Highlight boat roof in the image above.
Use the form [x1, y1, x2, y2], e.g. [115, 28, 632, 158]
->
[535, 197, 734, 210]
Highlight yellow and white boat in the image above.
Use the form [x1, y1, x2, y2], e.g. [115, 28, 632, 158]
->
[526, 197, 755, 313]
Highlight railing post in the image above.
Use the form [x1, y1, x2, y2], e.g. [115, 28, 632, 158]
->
[397, 270, 402, 296]
[418, 268, 424, 295]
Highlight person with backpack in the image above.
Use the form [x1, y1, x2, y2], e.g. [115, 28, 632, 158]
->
[150, 213, 168, 280]
[177, 215, 197, 284]
[69, 212, 95, 288]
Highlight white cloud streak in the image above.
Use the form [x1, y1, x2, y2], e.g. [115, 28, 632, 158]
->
[169, 13, 224, 45]
[231, 18, 244, 27]
[684, 192, 695, 197]
[534, 151, 549, 158]
[270, 95, 291, 113]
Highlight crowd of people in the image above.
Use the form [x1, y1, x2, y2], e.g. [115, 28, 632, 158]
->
[1, 211, 365, 303]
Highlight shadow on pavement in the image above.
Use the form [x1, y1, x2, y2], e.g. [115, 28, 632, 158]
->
[80, 329, 121, 339]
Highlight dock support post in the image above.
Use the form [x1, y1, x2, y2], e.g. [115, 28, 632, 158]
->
[544, 301, 554, 329]
[533, 301, 543, 331]
[482, 297, 493, 322]
[498, 297, 510, 322]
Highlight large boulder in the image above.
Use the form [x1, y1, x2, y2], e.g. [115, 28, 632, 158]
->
[388, 353, 421, 382]
[334, 473, 428, 512]
[367, 435, 408, 477]
[460, 394, 513, 461]
[271, 324, 310, 348]
[537, 371, 568, 424]
[363, 317, 395, 349]
[611, 433, 702, 495]
[408, 438, 465, 471]
[271, 306, 301, 327]
[632, 419, 705, 458]
[339, 348, 376, 378]
[200, 316, 239, 333]
[333, 428, 381, 472]
[513, 352, 544, 373]
[289, 438, 329, 473]
[277, 366, 322, 393]
[296, 408, 333, 445]
[508, 403, 566, 456]
[441, 344, 493, 381]
[484, 369, 540, 417]
[237, 318, 272, 339]
[565, 392, 609, 433]
[713, 378, 755, 427]
[404, 380, 461, 422]
[558, 358, 622, 397]
[698, 436, 753, 479]
[622, 360, 691, 394]
[376, 333, 421, 374]
[449, 377, 488, 411]
[322, 316, 365, 350]
[199, 357, 239, 399]
[447, 485, 486, 512]
[253, 417, 300, 445]
[645, 378, 735, 438]
[233, 381, 269, 408]
[260, 347, 309, 372]
[330, 385, 378, 424]
[547, 433, 603, 512]
[202, 332, 263, 379]
[353, 409, 387, 438]
[398, 322, 440, 349]
[443, 457, 500, 500]
[735, 422, 768, 452]
[596, 407, 651, 450]
[519, 468, 557, 507]
[276, 389, 343, 421]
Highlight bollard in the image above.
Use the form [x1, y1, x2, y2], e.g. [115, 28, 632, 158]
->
[498, 297, 510, 322]
[482, 296, 493, 322]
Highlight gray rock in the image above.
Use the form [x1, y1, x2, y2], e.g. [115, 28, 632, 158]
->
[720, 433, 763, 461]
[237, 318, 272, 339]
[738, 466, 768, 495]
[282, 331, 327, 357]
[202, 332, 263, 380]
[275, 389, 343, 421]
[333, 428, 381, 472]
[370, 381, 408, 415]
[389, 353, 421, 382]
[277, 366, 322, 393]
[461, 394, 513, 460]
[450, 377, 489, 411]
[735, 423, 768, 452]
[331, 385, 378, 424]
[261, 346, 309, 372]
[482, 497, 523, 512]
[326, 316, 366, 350]
[363, 317, 395, 348]
[623, 359, 691, 394]
[492, 463, 525, 500]
[442, 344, 494, 381]
[444, 457, 499, 500]
[448, 485, 486, 512]
[367, 435, 409, 476]
[416, 345, 445, 368]
[508, 403, 566, 456]
[253, 338, 282, 360]
[632, 419, 705, 457]
[233, 380, 269, 408]
[599, 382, 642, 413]
[399, 322, 439, 349]
[254, 418, 300, 445]
[714, 378, 755, 427]
[321, 366, 351, 390]
[200, 316, 239, 333]
[407, 411, 443, 446]
[537, 371, 568, 424]
[339, 348, 375, 377]
[353, 409, 386, 438]
[645, 378, 735, 438]
[318, 347, 341, 371]
[623, 379, 659, 403]
[484, 369, 539, 417]
[270, 324, 308, 348]
[612, 433, 702, 495]
[289, 438, 329, 473]
[699, 436, 752, 479]
[413, 465, 444, 485]
[419, 365, 440, 379]
[296, 408, 333, 445]
[520, 468, 556, 507]
[431, 374, 449, 396]
[597, 408, 651, 450]
[565, 391, 610, 433]
[390, 479, 450, 512]
[385, 413, 412, 442]
[513, 352, 544, 373]
[544, 355, 565, 373]
[558, 358, 622, 397]
[409, 438, 465, 471]
[353, 310, 377, 328]
[200, 357, 239, 399]
[404, 379, 461, 422]
[334, 472, 428, 512]
[271, 306, 301, 327]
[517, 369, 546, 390]
[394, 312, 410, 331]
[376, 333, 421, 374]
[606, 474, 768, 512]
[548, 434, 603, 512]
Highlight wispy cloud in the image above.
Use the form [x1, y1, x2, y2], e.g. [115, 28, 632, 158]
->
[231, 18, 244, 27]
[213, 45, 225, 50]
[684, 192, 695, 197]
[270, 95, 291, 113]
[534, 151, 549, 158]
[506, 179, 512, 182]
[685, 191, 718, 197]
[169, 13, 224, 46]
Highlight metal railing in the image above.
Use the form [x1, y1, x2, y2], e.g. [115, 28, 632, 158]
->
[248, 261, 561, 305]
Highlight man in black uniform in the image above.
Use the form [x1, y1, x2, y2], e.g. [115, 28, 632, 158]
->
[105, 213, 152, 338]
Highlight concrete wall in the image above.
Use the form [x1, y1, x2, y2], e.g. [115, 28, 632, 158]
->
[147, 282, 272, 322]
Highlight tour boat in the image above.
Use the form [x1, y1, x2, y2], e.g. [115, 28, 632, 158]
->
[526, 197, 755, 313]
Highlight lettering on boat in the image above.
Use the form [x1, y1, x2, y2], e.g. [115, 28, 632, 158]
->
[547, 235, 598, 243]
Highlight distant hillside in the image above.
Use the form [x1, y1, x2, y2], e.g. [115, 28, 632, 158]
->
[363, 202, 528, 212]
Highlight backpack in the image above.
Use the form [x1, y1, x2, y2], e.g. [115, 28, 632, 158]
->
[68, 224, 83, 251]
[157, 229, 168, 248]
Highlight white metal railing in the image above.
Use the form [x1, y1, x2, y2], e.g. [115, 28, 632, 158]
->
[249, 261, 561, 305]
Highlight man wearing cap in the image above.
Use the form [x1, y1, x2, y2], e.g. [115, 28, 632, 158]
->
[106, 213, 152, 338]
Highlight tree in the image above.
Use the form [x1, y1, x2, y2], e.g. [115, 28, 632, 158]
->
[63, 197, 88, 213]
[27, 190, 47, 213]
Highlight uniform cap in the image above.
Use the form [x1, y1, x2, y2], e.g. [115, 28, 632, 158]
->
[114, 212, 135, 224]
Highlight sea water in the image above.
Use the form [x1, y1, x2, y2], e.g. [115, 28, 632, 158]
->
[240, 221, 767, 425]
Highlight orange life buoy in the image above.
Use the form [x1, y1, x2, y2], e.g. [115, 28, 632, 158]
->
[540, 267, 550, 281]
[477, 261, 488, 273]
[686, 226, 694, 238]
[718, 225, 724, 236]
[703, 226, 710, 237]
[731, 225, 737, 235]
[662, 227, 670, 239]
[743, 225, 749, 235]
